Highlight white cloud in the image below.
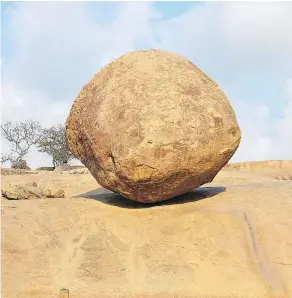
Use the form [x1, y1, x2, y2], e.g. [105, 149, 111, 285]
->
[217, 2, 292, 66]
[274, 79, 292, 158]
[1, 82, 73, 168]
[1, 1, 159, 168]
[1, 81, 70, 126]
[1, 2, 292, 168]
[3, 2, 160, 93]
[231, 78, 292, 162]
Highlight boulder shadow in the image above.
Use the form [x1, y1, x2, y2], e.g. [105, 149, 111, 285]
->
[74, 186, 226, 209]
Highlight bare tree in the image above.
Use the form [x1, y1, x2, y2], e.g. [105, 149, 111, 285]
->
[37, 124, 75, 167]
[1, 120, 42, 169]
[1, 153, 12, 164]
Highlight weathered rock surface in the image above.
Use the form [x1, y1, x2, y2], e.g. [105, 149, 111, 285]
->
[1, 166, 292, 298]
[66, 49, 241, 202]
[1, 181, 65, 200]
[225, 160, 292, 180]
[1, 170, 98, 199]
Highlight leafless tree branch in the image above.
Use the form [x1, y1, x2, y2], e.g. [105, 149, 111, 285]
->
[37, 124, 75, 167]
[1, 120, 42, 168]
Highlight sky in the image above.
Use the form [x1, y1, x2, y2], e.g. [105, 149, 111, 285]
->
[1, 1, 292, 169]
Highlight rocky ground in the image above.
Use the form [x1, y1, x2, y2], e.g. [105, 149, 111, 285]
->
[1, 161, 292, 298]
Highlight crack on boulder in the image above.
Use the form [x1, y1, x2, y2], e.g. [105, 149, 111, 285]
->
[135, 164, 158, 171]
[109, 151, 117, 169]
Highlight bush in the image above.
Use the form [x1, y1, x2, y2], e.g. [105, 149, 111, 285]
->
[11, 158, 30, 170]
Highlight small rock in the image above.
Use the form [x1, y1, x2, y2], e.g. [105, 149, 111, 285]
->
[59, 288, 69, 298]
[1, 182, 65, 200]
[54, 164, 72, 172]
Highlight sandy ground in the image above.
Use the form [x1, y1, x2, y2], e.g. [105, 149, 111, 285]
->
[1, 162, 292, 298]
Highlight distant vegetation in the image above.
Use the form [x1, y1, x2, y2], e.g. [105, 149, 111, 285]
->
[1, 120, 75, 169]
[38, 124, 75, 167]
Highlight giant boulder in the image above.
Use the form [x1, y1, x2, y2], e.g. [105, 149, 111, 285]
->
[66, 50, 241, 203]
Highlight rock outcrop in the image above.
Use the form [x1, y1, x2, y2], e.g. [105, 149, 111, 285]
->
[66, 49, 241, 202]
[54, 163, 72, 172]
[1, 181, 65, 200]
[2, 168, 292, 298]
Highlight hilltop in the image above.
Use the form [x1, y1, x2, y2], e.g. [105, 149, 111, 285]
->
[1, 161, 292, 297]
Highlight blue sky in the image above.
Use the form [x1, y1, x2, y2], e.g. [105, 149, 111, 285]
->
[1, 1, 292, 168]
